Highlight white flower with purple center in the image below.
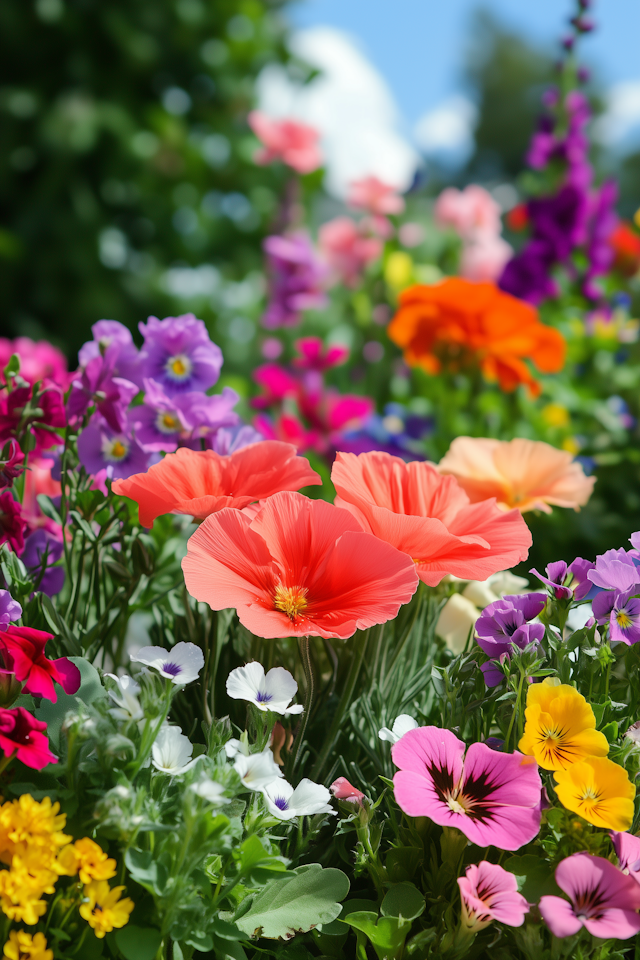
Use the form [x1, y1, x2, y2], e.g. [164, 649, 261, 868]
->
[105, 674, 144, 722]
[233, 746, 282, 792]
[262, 778, 335, 820]
[151, 724, 201, 775]
[378, 714, 419, 744]
[226, 662, 303, 716]
[130, 642, 204, 685]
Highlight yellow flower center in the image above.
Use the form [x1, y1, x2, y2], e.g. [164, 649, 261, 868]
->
[446, 796, 467, 815]
[616, 610, 632, 628]
[111, 441, 126, 459]
[156, 411, 180, 434]
[166, 354, 192, 381]
[102, 437, 129, 462]
[580, 786, 601, 801]
[274, 584, 308, 621]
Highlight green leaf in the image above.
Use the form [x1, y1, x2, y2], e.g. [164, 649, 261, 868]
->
[385, 848, 422, 883]
[124, 849, 168, 895]
[35, 656, 106, 750]
[380, 883, 425, 921]
[115, 926, 162, 960]
[504, 855, 561, 902]
[341, 912, 412, 960]
[602, 721, 619, 742]
[319, 899, 378, 935]
[234, 834, 288, 885]
[212, 936, 247, 960]
[235, 864, 350, 940]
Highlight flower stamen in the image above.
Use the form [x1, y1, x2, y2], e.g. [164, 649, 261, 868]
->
[274, 584, 308, 621]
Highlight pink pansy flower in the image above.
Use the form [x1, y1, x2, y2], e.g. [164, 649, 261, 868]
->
[611, 831, 640, 881]
[391, 727, 542, 850]
[330, 777, 365, 804]
[458, 861, 529, 931]
[247, 111, 322, 174]
[347, 176, 405, 217]
[539, 853, 640, 939]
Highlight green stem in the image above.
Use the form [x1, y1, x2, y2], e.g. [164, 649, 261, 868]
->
[287, 636, 314, 776]
[504, 669, 525, 753]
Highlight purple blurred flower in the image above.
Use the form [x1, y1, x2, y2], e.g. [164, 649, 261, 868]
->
[77, 415, 149, 481]
[77, 320, 141, 384]
[138, 314, 223, 397]
[498, 240, 558, 304]
[0, 590, 21, 627]
[531, 558, 595, 600]
[262, 233, 327, 329]
[583, 180, 618, 300]
[476, 593, 546, 687]
[587, 549, 640, 593]
[67, 354, 139, 432]
[208, 424, 264, 455]
[21, 530, 64, 597]
[529, 186, 589, 260]
[130, 379, 240, 452]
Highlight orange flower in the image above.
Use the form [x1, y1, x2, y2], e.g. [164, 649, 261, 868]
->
[387, 278, 566, 396]
[609, 222, 640, 276]
[112, 441, 321, 527]
[438, 437, 596, 514]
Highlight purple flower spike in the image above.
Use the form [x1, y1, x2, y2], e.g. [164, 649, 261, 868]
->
[262, 233, 328, 329]
[609, 590, 640, 646]
[587, 549, 640, 594]
[138, 314, 223, 397]
[0, 590, 21, 627]
[77, 414, 149, 481]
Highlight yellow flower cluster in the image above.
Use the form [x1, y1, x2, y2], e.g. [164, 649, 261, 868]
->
[2, 930, 52, 960]
[519, 678, 635, 831]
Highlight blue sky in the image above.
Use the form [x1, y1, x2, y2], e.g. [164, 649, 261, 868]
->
[289, 0, 640, 125]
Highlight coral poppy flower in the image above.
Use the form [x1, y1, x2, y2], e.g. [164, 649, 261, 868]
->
[387, 278, 566, 397]
[553, 757, 635, 831]
[181, 491, 418, 640]
[539, 853, 640, 939]
[518, 678, 609, 770]
[392, 726, 542, 850]
[331, 450, 531, 586]
[112, 441, 321, 527]
[0, 626, 81, 703]
[438, 437, 595, 514]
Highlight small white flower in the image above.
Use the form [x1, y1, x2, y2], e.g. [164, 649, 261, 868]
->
[130, 642, 204, 685]
[151, 724, 201, 775]
[461, 581, 500, 609]
[224, 737, 249, 760]
[487, 570, 530, 597]
[190, 778, 230, 804]
[262, 778, 336, 820]
[436, 593, 480, 654]
[226, 662, 303, 715]
[379, 714, 419, 744]
[233, 747, 282, 792]
[105, 674, 144, 722]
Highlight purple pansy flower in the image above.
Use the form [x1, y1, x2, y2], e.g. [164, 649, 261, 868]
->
[67, 354, 139, 432]
[593, 588, 640, 645]
[262, 233, 328, 329]
[475, 594, 546, 687]
[21, 530, 64, 597]
[77, 320, 141, 384]
[138, 314, 223, 397]
[0, 590, 21, 628]
[531, 558, 595, 600]
[77, 414, 149, 481]
[130, 380, 240, 452]
[587, 549, 640, 594]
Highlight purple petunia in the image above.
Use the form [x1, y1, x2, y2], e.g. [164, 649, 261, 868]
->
[77, 414, 149, 481]
[67, 354, 139, 433]
[262, 233, 328, 329]
[138, 314, 223, 397]
[0, 590, 21, 628]
[129, 379, 240, 452]
[587, 548, 640, 594]
[475, 594, 546, 687]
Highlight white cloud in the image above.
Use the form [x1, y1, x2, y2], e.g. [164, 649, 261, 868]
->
[413, 95, 477, 167]
[257, 27, 419, 197]
[593, 80, 640, 149]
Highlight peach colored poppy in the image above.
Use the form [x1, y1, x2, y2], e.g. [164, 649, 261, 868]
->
[111, 441, 321, 527]
[387, 278, 566, 397]
[331, 450, 531, 587]
[181, 491, 418, 639]
[438, 437, 596, 514]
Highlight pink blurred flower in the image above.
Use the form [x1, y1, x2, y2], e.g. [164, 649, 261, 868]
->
[458, 861, 529, 931]
[0, 337, 70, 389]
[251, 364, 299, 410]
[330, 777, 365, 804]
[21, 456, 62, 536]
[399, 223, 425, 248]
[461, 236, 514, 283]
[318, 217, 383, 287]
[391, 726, 542, 850]
[611, 831, 640, 881]
[539, 853, 640, 939]
[247, 111, 322, 175]
[293, 337, 349, 372]
[0, 441, 24, 490]
[435, 185, 503, 238]
[347, 176, 405, 216]
[0, 492, 26, 554]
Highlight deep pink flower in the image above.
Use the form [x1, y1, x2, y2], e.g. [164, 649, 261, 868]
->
[0, 383, 65, 454]
[0, 441, 24, 490]
[0, 492, 25, 554]
[293, 338, 349, 372]
[330, 777, 365, 804]
[67, 354, 138, 432]
[539, 853, 640, 939]
[392, 727, 542, 850]
[247, 111, 322, 174]
[0, 626, 81, 702]
[347, 176, 405, 216]
[0, 707, 57, 769]
[319, 217, 382, 287]
[611, 831, 640, 881]
[251, 364, 299, 410]
[458, 861, 529, 930]
[0, 337, 70, 389]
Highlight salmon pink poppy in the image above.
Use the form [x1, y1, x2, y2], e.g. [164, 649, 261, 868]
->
[181, 491, 419, 640]
[112, 441, 322, 528]
[438, 436, 595, 514]
[331, 451, 532, 586]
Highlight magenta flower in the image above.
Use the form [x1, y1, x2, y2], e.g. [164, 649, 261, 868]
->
[611, 831, 640, 881]
[292, 337, 349, 372]
[0, 337, 70, 389]
[539, 853, 640, 939]
[77, 320, 140, 384]
[458, 861, 529, 931]
[262, 233, 328, 329]
[0, 492, 25, 554]
[138, 314, 223, 397]
[392, 727, 542, 850]
[0, 440, 24, 490]
[67, 354, 139, 432]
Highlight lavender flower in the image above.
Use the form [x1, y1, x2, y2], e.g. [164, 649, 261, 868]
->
[129, 380, 240, 452]
[0, 590, 21, 627]
[475, 593, 546, 687]
[532, 558, 595, 600]
[138, 314, 223, 397]
[262, 233, 327, 329]
[583, 180, 618, 300]
[587, 549, 640, 594]
[77, 414, 149, 481]
[593, 588, 640, 645]
[67, 354, 139, 432]
[77, 320, 141, 384]
[21, 530, 64, 596]
[208, 424, 264, 455]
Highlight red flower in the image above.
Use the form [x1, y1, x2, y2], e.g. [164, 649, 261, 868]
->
[112, 441, 322, 528]
[0, 707, 57, 769]
[0, 492, 26, 554]
[506, 204, 530, 232]
[0, 626, 81, 702]
[609, 222, 640, 276]
[332, 450, 532, 586]
[182, 491, 419, 640]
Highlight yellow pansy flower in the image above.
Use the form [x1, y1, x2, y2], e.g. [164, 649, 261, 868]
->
[80, 880, 134, 938]
[554, 756, 636, 831]
[2, 930, 53, 960]
[72, 838, 117, 884]
[519, 678, 609, 770]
